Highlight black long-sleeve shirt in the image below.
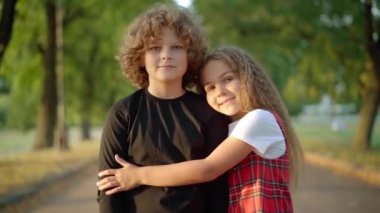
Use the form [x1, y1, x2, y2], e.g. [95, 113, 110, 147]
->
[98, 89, 228, 213]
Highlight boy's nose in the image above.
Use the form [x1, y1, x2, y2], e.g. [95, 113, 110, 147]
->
[161, 47, 172, 60]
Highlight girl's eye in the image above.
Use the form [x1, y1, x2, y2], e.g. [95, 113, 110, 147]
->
[204, 85, 215, 92]
[223, 76, 234, 83]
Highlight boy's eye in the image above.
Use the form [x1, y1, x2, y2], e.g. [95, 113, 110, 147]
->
[148, 46, 160, 51]
[172, 45, 184, 50]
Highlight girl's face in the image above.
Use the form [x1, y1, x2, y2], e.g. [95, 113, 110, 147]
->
[144, 27, 188, 86]
[201, 59, 245, 121]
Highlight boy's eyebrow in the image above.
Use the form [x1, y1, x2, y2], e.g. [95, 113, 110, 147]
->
[149, 39, 162, 44]
[148, 39, 183, 45]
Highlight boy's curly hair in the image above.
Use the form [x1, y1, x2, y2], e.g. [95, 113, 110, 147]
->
[117, 4, 207, 89]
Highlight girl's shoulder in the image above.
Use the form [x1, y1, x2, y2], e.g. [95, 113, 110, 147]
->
[230, 109, 285, 159]
[243, 109, 277, 123]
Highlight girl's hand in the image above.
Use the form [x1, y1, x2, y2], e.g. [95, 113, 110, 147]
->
[96, 154, 141, 195]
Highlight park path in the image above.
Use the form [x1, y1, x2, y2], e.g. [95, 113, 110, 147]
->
[30, 163, 98, 213]
[294, 164, 380, 213]
[29, 162, 380, 213]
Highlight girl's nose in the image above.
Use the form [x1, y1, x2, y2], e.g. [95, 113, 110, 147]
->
[216, 85, 226, 97]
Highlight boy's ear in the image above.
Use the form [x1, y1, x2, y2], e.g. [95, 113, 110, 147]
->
[139, 56, 145, 67]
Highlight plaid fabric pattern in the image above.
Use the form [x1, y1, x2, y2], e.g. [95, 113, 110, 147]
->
[227, 114, 293, 213]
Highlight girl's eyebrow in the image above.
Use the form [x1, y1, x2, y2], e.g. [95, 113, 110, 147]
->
[203, 70, 234, 86]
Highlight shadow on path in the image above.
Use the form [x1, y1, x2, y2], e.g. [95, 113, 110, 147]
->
[294, 163, 380, 213]
[3, 161, 380, 213]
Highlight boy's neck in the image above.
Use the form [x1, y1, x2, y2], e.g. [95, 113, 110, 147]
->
[147, 83, 186, 99]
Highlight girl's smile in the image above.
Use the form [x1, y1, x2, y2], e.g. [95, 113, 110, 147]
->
[201, 59, 245, 120]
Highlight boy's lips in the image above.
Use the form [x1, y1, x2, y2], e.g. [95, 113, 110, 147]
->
[159, 64, 175, 68]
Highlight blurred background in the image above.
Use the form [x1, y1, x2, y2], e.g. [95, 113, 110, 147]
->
[0, 0, 379, 211]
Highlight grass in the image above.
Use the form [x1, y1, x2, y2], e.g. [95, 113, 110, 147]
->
[0, 130, 34, 154]
[294, 114, 380, 172]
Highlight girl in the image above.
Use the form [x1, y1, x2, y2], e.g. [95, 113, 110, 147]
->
[97, 46, 303, 213]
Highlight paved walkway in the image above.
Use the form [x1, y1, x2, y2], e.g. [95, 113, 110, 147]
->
[294, 163, 380, 213]
[22, 162, 380, 213]
[30, 163, 98, 213]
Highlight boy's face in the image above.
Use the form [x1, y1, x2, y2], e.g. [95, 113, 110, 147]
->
[201, 59, 245, 121]
[143, 27, 188, 86]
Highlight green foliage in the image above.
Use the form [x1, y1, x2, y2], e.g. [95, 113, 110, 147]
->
[0, 0, 372, 134]
[0, 0, 172, 129]
[194, 0, 365, 109]
[62, 0, 166, 125]
[0, 0, 45, 129]
[0, 95, 8, 127]
[0, 77, 10, 94]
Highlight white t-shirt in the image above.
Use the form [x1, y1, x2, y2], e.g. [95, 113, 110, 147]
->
[229, 109, 286, 159]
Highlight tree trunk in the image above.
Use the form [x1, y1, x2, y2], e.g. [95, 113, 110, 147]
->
[352, 0, 380, 150]
[33, 0, 58, 150]
[81, 117, 91, 140]
[79, 40, 98, 141]
[79, 81, 93, 141]
[0, 0, 17, 66]
[352, 80, 380, 150]
[33, 104, 55, 149]
[54, 0, 69, 151]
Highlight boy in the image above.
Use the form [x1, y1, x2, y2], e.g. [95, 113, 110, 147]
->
[97, 4, 228, 213]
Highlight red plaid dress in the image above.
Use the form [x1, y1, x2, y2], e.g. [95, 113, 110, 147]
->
[227, 114, 292, 213]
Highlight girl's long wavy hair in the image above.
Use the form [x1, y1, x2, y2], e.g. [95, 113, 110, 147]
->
[117, 3, 207, 89]
[203, 46, 303, 186]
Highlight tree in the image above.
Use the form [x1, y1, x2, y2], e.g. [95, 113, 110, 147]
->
[193, 0, 379, 150]
[63, 0, 166, 140]
[0, 0, 18, 67]
[193, 0, 326, 110]
[33, 0, 58, 149]
[2, 0, 171, 148]
[55, 0, 69, 150]
[352, 0, 380, 150]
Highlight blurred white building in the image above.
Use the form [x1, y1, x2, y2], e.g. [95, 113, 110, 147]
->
[301, 94, 356, 116]
[299, 94, 357, 132]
